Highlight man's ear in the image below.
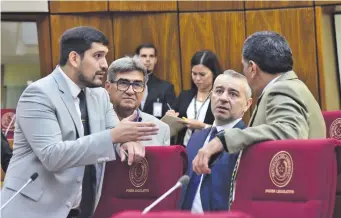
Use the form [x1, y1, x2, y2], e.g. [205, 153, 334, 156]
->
[68, 51, 81, 68]
[249, 60, 258, 79]
[104, 81, 111, 94]
[154, 56, 157, 64]
[244, 98, 253, 112]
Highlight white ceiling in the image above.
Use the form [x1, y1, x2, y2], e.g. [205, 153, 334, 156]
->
[1, 21, 40, 64]
[1, 1, 48, 12]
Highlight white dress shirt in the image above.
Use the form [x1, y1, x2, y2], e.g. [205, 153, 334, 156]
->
[191, 118, 242, 214]
[183, 98, 211, 146]
[262, 75, 281, 95]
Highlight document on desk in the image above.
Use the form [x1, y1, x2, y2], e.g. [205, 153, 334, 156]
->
[161, 115, 186, 136]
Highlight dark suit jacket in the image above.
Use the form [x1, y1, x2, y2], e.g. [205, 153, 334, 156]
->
[1, 132, 12, 173]
[141, 74, 176, 118]
[171, 89, 214, 145]
[179, 120, 246, 211]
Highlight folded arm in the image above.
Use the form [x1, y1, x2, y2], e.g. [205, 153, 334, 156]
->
[224, 92, 309, 153]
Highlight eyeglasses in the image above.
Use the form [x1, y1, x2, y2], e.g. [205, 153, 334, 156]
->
[110, 79, 145, 93]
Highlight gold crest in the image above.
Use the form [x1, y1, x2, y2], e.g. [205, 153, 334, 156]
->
[330, 118, 341, 140]
[269, 151, 293, 188]
[129, 157, 149, 188]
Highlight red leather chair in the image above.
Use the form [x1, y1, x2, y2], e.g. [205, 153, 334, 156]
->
[93, 146, 188, 218]
[230, 139, 341, 218]
[322, 110, 341, 140]
[322, 110, 341, 218]
[111, 211, 253, 218]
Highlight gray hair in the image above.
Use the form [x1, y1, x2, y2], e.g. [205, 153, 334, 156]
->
[221, 69, 252, 98]
[107, 56, 148, 83]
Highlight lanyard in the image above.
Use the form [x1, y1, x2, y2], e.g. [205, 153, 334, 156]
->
[194, 91, 212, 120]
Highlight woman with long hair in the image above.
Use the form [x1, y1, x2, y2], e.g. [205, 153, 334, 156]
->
[167, 50, 222, 146]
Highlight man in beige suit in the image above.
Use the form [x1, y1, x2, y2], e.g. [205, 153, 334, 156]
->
[192, 31, 326, 174]
[105, 56, 170, 146]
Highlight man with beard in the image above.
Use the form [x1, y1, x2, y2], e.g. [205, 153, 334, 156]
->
[179, 70, 252, 213]
[1, 26, 158, 218]
[105, 56, 170, 146]
[135, 43, 176, 118]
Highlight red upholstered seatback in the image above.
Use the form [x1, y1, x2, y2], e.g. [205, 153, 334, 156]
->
[93, 146, 187, 218]
[111, 211, 253, 218]
[322, 110, 341, 218]
[322, 110, 341, 140]
[230, 139, 341, 218]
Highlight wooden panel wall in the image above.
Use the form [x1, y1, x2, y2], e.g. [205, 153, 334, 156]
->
[179, 11, 250, 122]
[178, 1, 243, 11]
[49, 1, 108, 13]
[246, 8, 320, 102]
[113, 13, 182, 95]
[37, 16, 53, 77]
[109, 1, 176, 11]
[179, 12, 245, 90]
[6, 0, 339, 111]
[245, 1, 313, 9]
[50, 15, 114, 68]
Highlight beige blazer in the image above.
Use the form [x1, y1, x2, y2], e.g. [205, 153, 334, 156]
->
[223, 71, 326, 153]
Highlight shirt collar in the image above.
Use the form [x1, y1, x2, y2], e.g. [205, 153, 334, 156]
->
[58, 66, 82, 99]
[213, 118, 242, 132]
[261, 75, 281, 95]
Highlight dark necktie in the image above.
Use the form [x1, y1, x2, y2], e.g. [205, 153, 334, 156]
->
[78, 90, 97, 218]
[182, 127, 218, 210]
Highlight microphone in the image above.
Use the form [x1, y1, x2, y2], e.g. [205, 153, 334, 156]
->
[142, 175, 190, 214]
[0, 172, 39, 211]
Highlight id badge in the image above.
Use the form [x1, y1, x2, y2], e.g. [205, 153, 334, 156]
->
[153, 102, 163, 117]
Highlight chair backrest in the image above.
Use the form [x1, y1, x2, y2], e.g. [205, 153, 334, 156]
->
[93, 146, 188, 218]
[111, 211, 253, 218]
[322, 110, 341, 140]
[230, 139, 341, 218]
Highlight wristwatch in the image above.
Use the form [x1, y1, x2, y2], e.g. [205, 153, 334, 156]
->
[216, 130, 229, 152]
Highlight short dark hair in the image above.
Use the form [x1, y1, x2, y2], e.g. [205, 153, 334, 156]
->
[135, 43, 158, 56]
[242, 31, 293, 74]
[59, 26, 109, 66]
[190, 50, 222, 90]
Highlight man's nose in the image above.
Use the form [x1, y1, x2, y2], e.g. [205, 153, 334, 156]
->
[219, 92, 230, 102]
[101, 58, 108, 70]
[125, 85, 135, 94]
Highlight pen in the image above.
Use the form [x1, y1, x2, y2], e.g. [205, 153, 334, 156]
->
[166, 103, 172, 110]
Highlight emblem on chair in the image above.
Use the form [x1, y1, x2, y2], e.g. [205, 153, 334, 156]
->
[129, 157, 149, 188]
[330, 118, 341, 140]
[269, 151, 293, 188]
[1, 111, 15, 131]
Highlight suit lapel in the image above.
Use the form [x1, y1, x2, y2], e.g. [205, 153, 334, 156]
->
[143, 87, 157, 112]
[180, 128, 211, 209]
[187, 129, 211, 179]
[52, 69, 83, 137]
[85, 88, 100, 133]
[248, 71, 297, 127]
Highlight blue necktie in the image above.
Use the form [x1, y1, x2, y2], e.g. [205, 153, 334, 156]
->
[182, 127, 218, 210]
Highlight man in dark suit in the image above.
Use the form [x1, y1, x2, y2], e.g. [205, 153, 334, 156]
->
[1, 131, 12, 173]
[135, 43, 176, 118]
[179, 70, 252, 213]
